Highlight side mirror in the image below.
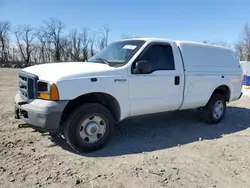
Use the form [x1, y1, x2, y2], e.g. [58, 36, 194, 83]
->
[132, 60, 152, 74]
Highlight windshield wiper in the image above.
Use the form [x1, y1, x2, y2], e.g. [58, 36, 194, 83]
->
[94, 57, 110, 66]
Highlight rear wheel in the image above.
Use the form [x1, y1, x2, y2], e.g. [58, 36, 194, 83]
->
[203, 94, 226, 124]
[63, 103, 115, 153]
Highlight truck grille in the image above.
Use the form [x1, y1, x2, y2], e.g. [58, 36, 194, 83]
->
[19, 71, 38, 101]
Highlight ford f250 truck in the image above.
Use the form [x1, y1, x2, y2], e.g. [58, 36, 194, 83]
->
[14, 38, 243, 152]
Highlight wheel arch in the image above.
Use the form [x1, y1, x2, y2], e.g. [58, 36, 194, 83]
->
[208, 85, 231, 104]
[60, 92, 121, 127]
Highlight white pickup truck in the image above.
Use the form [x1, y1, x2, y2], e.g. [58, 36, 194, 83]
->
[14, 38, 243, 152]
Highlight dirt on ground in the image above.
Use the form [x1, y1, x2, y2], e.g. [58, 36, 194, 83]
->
[0, 68, 250, 188]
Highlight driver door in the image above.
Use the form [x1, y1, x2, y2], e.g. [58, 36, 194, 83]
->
[128, 42, 183, 116]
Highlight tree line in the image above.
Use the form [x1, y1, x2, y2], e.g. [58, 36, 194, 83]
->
[0, 18, 110, 67]
[0, 18, 250, 67]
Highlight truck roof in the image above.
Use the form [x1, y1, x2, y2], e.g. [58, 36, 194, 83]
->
[119, 37, 231, 50]
[119, 37, 239, 73]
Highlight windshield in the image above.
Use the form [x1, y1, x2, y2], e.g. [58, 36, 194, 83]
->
[88, 40, 146, 66]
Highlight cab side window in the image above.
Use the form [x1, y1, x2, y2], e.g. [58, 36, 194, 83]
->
[136, 44, 175, 72]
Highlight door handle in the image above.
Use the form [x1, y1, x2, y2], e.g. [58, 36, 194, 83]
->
[175, 76, 180, 85]
[114, 79, 127, 83]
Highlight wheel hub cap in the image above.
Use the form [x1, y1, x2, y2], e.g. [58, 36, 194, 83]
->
[86, 122, 99, 135]
[213, 101, 224, 119]
[79, 115, 106, 144]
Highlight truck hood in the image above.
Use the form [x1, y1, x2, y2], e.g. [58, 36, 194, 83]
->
[22, 62, 121, 82]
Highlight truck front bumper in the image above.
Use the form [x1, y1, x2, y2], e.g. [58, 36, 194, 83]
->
[14, 92, 69, 132]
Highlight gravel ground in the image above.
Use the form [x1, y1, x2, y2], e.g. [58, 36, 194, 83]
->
[0, 68, 250, 188]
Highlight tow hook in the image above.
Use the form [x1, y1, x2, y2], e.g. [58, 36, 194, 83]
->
[18, 124, 30, 128]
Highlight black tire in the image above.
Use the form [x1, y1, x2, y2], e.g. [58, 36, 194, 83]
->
[63, 103, 115, 153]
[203, 94, 226, 124]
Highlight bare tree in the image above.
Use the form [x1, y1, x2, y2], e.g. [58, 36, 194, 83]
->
[96, 24, 110, 50]
[81, 27, 89, 61]
[30, 44, 40, 63]
[68, 29, 81, 61]
[0, 21, 11, 63]
[14, 24, 37, 63]
[37, 30, 53, 63]
[235, 41, 247, 61]
[41, 18, 65, 62]
[235, 23, 250, 61]
[89, 32, 96, 57]
[60, 37, 72, 62]
[242, 23, 250, 61]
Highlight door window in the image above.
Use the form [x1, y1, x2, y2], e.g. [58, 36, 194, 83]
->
[133, 43, 175, 73]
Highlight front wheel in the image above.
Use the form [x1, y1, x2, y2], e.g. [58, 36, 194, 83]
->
[203, 94, 226, 124]
[63, 103, 115, 153]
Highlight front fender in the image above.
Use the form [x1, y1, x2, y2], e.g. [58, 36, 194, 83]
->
[56, 77, 130, 120]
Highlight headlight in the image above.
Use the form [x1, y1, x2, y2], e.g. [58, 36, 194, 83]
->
[37, 81, 59, 101]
